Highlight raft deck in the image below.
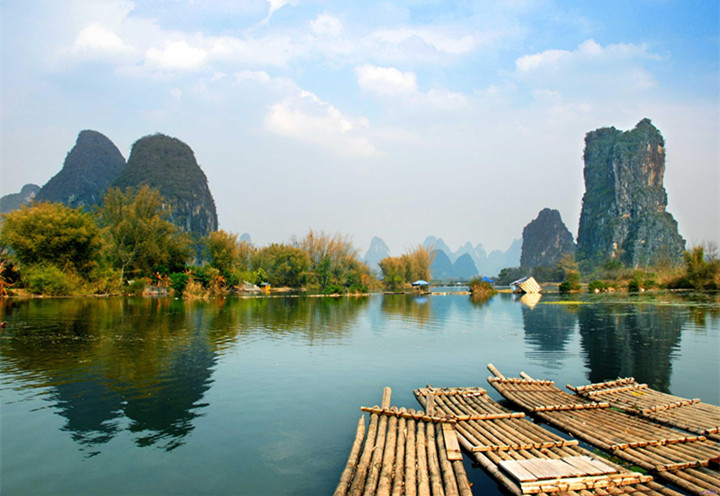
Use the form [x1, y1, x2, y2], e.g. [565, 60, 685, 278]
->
[487, 364, 720, 496]
[333, 387, 473, 496]
[567, 377, 720, 442]
[412, 385, 681, 496]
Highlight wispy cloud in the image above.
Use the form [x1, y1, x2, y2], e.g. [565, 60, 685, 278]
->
[264, 90, 379, 158]
[515, 39, 662, 99]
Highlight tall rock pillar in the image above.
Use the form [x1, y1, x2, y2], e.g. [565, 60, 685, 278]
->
[577, 119, 685, 267]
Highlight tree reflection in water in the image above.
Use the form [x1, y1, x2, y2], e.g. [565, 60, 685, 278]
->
[0, 296, 368, 454]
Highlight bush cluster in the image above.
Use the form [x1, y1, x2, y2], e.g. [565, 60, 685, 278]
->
[0, 191, 376, 297]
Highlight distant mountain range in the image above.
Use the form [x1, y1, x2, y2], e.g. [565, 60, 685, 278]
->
[423, 236, 520, 279]
[361, 235, 521, 280]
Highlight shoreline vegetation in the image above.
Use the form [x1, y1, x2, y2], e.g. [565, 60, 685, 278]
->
[0, 187, 718, 299]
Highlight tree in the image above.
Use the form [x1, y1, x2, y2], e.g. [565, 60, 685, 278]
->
[255, 243, 310, 287]
[0, 202, 101, 273]
[379, 256, 405, 291]
[682, 243, 719, 290]
[402, 245, 434, 283]
[204, 230, 241, 275]
[379, 245, 434, 290]
[297, 229, 369, 290]
[98, 186, 191, 282]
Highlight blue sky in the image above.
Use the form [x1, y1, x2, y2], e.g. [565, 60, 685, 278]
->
[2, 0, 718, 255]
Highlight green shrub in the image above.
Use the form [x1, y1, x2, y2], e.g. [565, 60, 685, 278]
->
[469, 277, 497, 296]
[559, 271, 581, 294]
[558, 281, 574, 294]
[23, 264, 82, 295]
[627, 279, 641, 293]
[322, 284, 344, 295]
[587, 280, 606, 293]
[170, 272, 189, 295]
[348, 283, 368, 294]
[90, 266, 123, 295]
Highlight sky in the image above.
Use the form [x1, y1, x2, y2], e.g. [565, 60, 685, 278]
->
[2, 0, 718, 256]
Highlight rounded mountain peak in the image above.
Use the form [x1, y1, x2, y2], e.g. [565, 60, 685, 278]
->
[113, 133, 218, 236]
[35, 129, 125, 208]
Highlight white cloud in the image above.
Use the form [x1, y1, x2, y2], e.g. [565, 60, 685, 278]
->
[514, 39, 661, 98]
[311, 13, 342, 36]
[71, 22, 134, 57]
[264, 90, 378, 158]
[516, 38, 660, 73]
[266, 0, 299, 20]
[355, 65, 417, 96]
[516, 49, 568, 72]
[145, 41, 207, 70]
[355, 65, 469, 110]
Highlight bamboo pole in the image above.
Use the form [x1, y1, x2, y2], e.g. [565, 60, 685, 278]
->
[391, 409, 407, 496]
[417, 420, 431, 496]
[335, 415, 367, 496]
[487, 363, 505, 379]
[363, 389, 393, 496]
[452, 460, 473, 496]
[376, 407, 399, 496]
[426, 422, 445, 496]
[435, 426, 459, 496]
[349, 388, 392, 496]
[454, 429, 523, 496]
[349, 408, 381, 496]
[406, 414, 418, 496]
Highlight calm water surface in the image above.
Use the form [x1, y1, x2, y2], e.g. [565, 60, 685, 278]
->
[1, 293, 718, 495]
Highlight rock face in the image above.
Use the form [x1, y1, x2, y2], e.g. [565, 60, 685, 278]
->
[520, 208, 575, 268]
[0, 184, 40, 213]
[363, 236, 391, 273]
[36, 130, 126, 208]
[113, 134, 218, 236]
[577, 119, 685, 267]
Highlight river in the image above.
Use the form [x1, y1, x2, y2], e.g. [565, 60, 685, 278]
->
[1, 292, 718, 495]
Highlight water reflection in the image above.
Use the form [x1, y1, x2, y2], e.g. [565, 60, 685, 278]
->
[381, 295, 432, 325]
[517, 293, 542, 309]
[577, 304, 684, 391]
[0, 296, 367, 455]
[521, 303, 577, 368]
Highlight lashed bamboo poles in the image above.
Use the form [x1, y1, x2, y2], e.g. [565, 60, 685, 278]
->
[487, 365, 720, 496]
[334, 387, 473, 496]
[414, 386, 677, 496]
[568, 378, 720, 441]
[335, 416, 368, 496]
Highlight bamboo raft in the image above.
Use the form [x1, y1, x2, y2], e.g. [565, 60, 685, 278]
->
[567, 377, 720, 442]
[333, 387, 473, 496]
[412, 385, 682, 496]
[487, 364, 720, 495]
